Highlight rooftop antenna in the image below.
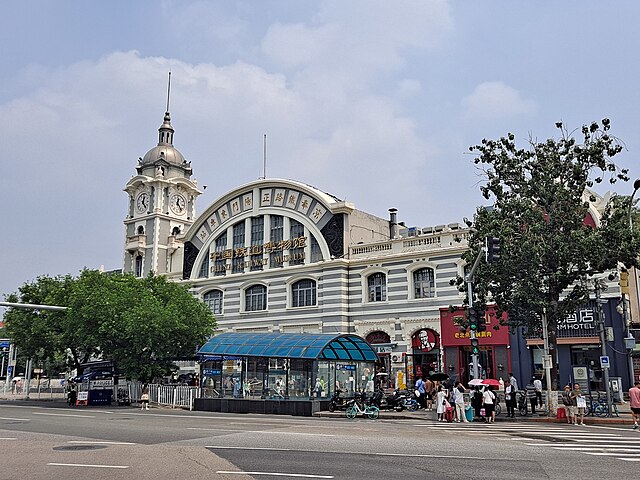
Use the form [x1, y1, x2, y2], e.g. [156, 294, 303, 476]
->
[166, 71, 172, 113]
[262, 133, 267, 179]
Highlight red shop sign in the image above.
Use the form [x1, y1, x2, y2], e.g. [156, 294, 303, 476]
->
[411, 328, 439, 352]
[439, 306, 510, 346]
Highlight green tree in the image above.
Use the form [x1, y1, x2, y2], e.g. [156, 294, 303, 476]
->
[454, 119, 640, 389]
[4, 270, 216, 382]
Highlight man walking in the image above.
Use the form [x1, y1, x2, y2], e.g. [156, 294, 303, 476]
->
[533, 376, 543, 407]
[630, 380, 640, 430]
[453, 381, 467, 422]
[509, 372, 519, 393]
[525, 379, 538, 414]
[415, 376, 426, 409]
[504, 379, 516, 418]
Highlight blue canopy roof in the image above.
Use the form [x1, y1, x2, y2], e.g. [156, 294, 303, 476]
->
[197, 333, 378, 362]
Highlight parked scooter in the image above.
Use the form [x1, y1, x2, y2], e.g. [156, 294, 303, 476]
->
[370, 387, 418, 411]
[328, 389, 350, 412]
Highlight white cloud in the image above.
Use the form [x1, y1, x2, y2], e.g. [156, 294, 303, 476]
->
[462, 81, 537, 121]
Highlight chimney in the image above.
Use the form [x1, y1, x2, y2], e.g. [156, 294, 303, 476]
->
[389, 208, 398, 239]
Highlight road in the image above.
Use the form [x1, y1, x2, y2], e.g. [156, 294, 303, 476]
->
[0, 401, 638, 479]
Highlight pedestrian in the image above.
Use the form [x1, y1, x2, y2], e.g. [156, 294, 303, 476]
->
[571, 383, 586, 425]
[509, 372, 519, 393]
[533, 376, 543, 407]
[140, 388, 150, 410]
[472, 386, 483, 419]
[314, 377, 323, 398]
[454, 381, 467, 423]
[415, 376, 426, 409]
[504, 380, 516, 418]
[525, 379, 538, 414]
[67, 382, 77, 407]
[629, 380, 640, 430]
[561, 384, 574, 424]
[436, 385, 448, 421]
[482, 385, 496, 423]
[424, 377, 434, 411]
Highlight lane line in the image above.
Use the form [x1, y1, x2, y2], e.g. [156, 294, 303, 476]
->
[581, 452, 640, 456]
[47, 463, 129, 469]
[0, 437, 17, 440]
[68, 441, 136, 445]
[33, 412, 95, 418]
[526, 443, 640, 449]
[0, 417, 30, 421]
[206, 445, 512, 461]
[217, 471, 333, 478]
[619, 458, 640, 462]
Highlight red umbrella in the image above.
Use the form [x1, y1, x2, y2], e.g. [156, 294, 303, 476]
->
[481, 378, 501, 388]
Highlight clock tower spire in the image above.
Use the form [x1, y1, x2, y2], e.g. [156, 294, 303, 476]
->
[123, 75, 202, 278]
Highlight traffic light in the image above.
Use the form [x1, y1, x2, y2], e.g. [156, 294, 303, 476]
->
[477, 313, 487, 332]
[471, 338, 480, 355]
[468, 308, 478, 331]
[620, 271, 630, 295]
[486, 236, 501, 263]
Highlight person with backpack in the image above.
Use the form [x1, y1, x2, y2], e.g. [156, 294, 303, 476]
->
[415, 377, 426, 409]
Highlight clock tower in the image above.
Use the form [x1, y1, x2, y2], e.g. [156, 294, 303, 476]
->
[123, 108, 201, 278]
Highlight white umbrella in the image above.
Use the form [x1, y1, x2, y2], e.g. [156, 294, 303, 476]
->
[468, 378, 484, 386]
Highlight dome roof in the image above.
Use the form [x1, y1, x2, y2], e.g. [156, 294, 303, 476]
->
[139, 111, 188, 167]
[141, 144, 186, 166]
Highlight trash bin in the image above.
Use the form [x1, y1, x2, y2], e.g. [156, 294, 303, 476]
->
[465, 404, 474, 422]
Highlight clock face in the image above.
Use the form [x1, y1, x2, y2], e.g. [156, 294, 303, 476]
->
[170, 193, 186, 215]
[136, 192, 149, 213]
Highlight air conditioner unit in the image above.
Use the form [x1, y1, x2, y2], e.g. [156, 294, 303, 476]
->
[391, 354, 401, 363]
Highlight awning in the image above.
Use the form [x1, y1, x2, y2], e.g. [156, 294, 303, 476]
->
[197, 333, 378, 362]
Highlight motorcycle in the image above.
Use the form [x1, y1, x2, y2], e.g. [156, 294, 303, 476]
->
[370, 387, 418, 412]
[328, 390, 350, 412]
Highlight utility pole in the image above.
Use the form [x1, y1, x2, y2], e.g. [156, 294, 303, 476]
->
[540, 308, 553, 415]
[595, 280, 613, 417]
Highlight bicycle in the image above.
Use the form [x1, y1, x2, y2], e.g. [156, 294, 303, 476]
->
[345, 394, 380, 419]
[516, 390, 528, 416]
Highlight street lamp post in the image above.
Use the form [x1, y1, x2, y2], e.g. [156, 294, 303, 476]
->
[624, 178, 640, 387]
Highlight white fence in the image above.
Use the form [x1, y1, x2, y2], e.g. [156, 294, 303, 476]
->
[144, 383, 199, 410]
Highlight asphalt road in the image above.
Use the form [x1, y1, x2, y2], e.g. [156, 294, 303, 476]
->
[0, 401, 638, 480]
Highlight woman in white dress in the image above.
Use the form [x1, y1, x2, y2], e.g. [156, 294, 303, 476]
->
[436, 385, 448, 421]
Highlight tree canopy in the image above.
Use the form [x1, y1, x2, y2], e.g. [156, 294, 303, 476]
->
[453, 119, 640, 388]
[3, 270, 216, 382]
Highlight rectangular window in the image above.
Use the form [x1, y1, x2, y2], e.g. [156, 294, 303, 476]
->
[214, 233, 227, 277]
[232, 223, 245, 273]
[250, 217, 264, 272]
[270, 215, 284, 268]
[289, 219, 305, 266]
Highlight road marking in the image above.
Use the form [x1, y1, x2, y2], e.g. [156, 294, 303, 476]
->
[47, 463, 129, 469]
[551, 447, 640, 451]
[33, 412, 95, 418]
[0, 437, 17, 440]
[68, 441, 136, 445]
[217, 471, 333, 478]
[199, 429, 335, 437]
[526, 443, 640, 449]
[581, 452, 640, 456]
[0, 417, 30, 421]
[208, 445, 293, 451]
[619, 458, 640, 462]
[206, 446, 512, 461]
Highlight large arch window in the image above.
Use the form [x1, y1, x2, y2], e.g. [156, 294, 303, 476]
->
[203, 289, 223, 315]
[245, 285, 267, 312]
[413, 268, 434, 299]
[368, 272, 387, 302]
[291, 279, 317, 308]
[198, 255, 209, 278]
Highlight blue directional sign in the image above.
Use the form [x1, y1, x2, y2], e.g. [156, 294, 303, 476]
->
[600, 355, 610, 369]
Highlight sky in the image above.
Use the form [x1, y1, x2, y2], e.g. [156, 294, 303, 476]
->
[1, 0, 640, 298]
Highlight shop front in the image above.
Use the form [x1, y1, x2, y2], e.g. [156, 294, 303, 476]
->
[440, 306, 511, 384]
[194, 332, 378, 416]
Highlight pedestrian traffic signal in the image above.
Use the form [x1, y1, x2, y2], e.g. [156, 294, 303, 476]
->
[468, 308, 478, 330]
[486, 236, 501, 263]
[477, 314, 487, 332]
[471, 338, 480, 355]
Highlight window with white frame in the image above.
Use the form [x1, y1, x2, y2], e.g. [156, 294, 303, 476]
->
[368, 272, 387, 302]
[203, 289, 223, 315]
[245, 284, 267, 311]
[291, 279, 316, 307]
[413, 268, 434, 298]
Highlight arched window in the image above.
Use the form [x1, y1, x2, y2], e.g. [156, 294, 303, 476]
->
[414, 268, 435, 298]
[203, 289, 223, 315]
[135, 255, 143, 277]
[172, 226, 180, 236]
[368, 272, 387, 302]
[245, 285, 267, 311]
[137, 225, 145, 235]
[198, 255, 209, 278]
[291, 279, 316, 307]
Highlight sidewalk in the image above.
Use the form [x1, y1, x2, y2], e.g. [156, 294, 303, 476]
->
[314, 404, 635, 425]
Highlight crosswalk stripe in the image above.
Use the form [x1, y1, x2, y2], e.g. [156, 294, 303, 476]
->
[619, 458, 640, 462]
[582, 452, 640, 456]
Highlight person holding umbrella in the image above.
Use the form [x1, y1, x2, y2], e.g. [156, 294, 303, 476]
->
[482, 385, 497, 423]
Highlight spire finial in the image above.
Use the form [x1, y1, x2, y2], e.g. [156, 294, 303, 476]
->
[166, 71, 172, 113]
